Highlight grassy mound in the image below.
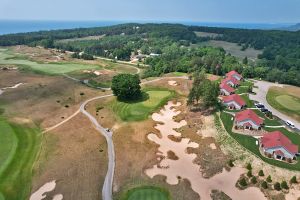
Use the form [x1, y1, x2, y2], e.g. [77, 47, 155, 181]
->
[267, 86, 300, 121]
[112, 88, 175, 121]
[122, 186, 170, 200]
[0, 118, 42, 200]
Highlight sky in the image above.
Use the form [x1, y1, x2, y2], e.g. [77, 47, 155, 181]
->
[1, 0, 300, 23]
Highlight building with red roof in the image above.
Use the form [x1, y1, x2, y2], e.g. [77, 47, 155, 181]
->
[222, 94, 246, 110]
[220, 83, 235, 96]
[222, 77, 240, 87]
[226, 70, 243, 81]
[235, 109, 264, 130]
[260, 131, 298, 160]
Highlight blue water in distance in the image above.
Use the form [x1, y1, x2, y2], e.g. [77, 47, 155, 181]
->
[0, 20, 293, 35]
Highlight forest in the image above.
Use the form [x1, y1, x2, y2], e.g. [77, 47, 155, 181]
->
[0, 23, 299, 86]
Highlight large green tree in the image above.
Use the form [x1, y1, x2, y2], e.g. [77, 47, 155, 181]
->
[111, 74, 141, 100]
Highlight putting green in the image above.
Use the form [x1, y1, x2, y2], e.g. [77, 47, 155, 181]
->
[0, 49, 101, 74]
[123, 186, 170, 200]
[275, 95, 300, 111]
[0, 118, 42, 200]
[112, 89, 174, 121]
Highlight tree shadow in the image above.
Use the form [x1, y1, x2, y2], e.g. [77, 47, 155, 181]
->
[117, 91, 149, 104]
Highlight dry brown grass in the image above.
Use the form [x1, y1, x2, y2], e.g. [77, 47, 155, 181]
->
[32, 113, 107, 200]
[0, 70, 107, 128]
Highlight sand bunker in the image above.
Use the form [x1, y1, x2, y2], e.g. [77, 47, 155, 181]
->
[168, 80, 178, 86]
[30, 180, 63, 200]
[0, 83, 24, 96]
[209, 143, 217, 150]
[286, 188, 300, 200]
[145, 101, 266, 200]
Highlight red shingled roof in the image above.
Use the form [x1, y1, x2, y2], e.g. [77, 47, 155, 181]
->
[222, 94, 246, 106]
[226, 70, 242, 79]
[220, 83, 235, 93]
[235, 109, 264, 125]
[222, 77, 240, 85]
[261, 131, 298, 155]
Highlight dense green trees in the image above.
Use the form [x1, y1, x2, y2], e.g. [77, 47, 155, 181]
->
[0, 23, 299, 86]
[187, 70, 219, 109]
[111, 74, 141, 101]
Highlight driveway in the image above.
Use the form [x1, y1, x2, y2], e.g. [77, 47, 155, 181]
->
[249, 80, 300, 130]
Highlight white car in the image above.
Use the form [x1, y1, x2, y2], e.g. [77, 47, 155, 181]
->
[285, 120, 295, 128]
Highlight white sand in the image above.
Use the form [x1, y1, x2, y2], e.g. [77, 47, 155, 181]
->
[168, 80, 178, 86]
[209, 143, 217, 150]
[145, 101, 266, 200]
[30, 180, 63, 200]
[286, 188, 300, 200]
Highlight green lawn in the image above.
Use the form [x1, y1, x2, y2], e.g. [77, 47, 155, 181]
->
[0, 118, 42, 200]
[236, 81, 254, 94]
[0, 49, 101, 75]
[111, 88, 175, 121]
[121, 186, 170, 200]
[267, 87, 300, 122]
[220, 112, 300, 171]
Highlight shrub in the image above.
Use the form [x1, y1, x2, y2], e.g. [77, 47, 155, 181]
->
[290, 176, 297, 184]
[246, 163, 252, 171]
[251, 176, 257, 184]
[80, 92, 85, 96]
[239, 178, 247, 187]
[247, 170, 253, 177]
[274, 182, 281, 191]
[266, 175, 272, 183]
[228, 160, 234, 167]
[258, 170, 264, 176]
[261, 181, 268, 189]
[281, 181, 289, 190]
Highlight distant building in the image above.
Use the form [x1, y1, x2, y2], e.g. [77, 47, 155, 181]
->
[150, 53, 161, 57]
[235, 109, 264, 130]
[222, 77, 240, 87]
[220, 83, 235, 96]
[222, 94, 246, 110]
[260, 131, 298, 160]
[226, 70, 243, 81]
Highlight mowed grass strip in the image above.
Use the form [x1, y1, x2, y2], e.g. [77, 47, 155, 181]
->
[111, 88, 175, 121]
[220, 112, 300, 171]
[122, 186, 170, 200]
[0, 119, 42, 200]
[267, 86, 300, 122]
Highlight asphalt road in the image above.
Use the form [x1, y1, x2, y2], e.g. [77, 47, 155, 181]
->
[249, 80, 300, 130]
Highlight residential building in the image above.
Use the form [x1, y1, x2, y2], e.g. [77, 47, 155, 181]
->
[222, 94, 246, 110]
[235, 109, 264, 130]
[260, 131, 298, 160]
[220, 83, 235, 96]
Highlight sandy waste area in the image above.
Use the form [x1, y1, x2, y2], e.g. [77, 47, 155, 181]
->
[168, 80, 178, 86]
[145, 101, 266, 200]
[30, 180, 63, 200]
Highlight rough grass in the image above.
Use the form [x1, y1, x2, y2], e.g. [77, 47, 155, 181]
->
[121, 186, 170, 200]
[199, 40, 262, 61]
[0, 49, 101, 75]
[267, 86, 300, 122]
[111, 88, 175, 121]
[0, 118, 42, 200]
[220, 112, 300, 171]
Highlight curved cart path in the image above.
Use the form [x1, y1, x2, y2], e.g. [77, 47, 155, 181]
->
[249, 80, 300, 130]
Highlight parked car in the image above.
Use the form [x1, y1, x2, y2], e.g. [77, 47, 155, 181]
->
[285, 120, 295, 128]
[255, 103, 265, 108]
[260, 108, 268, 113]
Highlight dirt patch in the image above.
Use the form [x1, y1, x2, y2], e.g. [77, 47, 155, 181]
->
[32, 113, 107, 200]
